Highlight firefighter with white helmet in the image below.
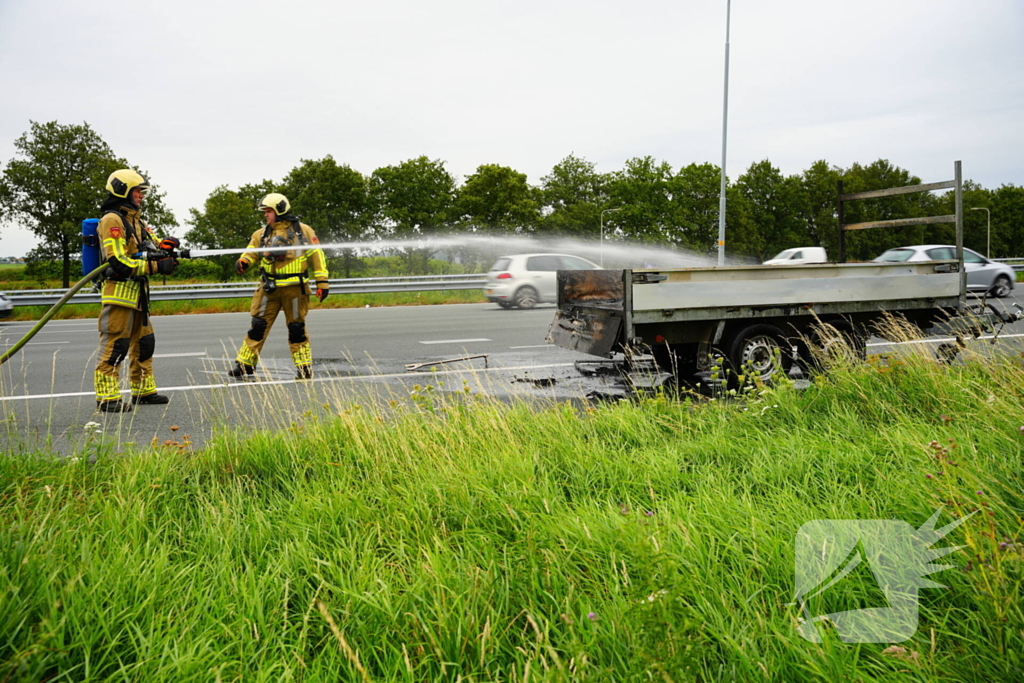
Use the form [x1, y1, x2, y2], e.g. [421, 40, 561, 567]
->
[93, 169, 180, 412]
[229, 193, 329, 379]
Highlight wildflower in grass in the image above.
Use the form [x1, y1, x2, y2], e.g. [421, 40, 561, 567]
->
[926, 474, 933, 479]
[1019, 425, 1024, 434]
[644, 510, 655, 517]
[83, 421, 100, 430]
[940, 414, 952, 424]
[587, 612, 598, 621]
[976, 491, 983, 495]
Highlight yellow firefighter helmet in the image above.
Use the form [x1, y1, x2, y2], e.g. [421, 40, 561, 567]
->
[257, 193, 290, 216]
[106, 169, 150, 198]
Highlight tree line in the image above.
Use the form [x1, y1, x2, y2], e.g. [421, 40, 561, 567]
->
[3, 120, 1022, 286]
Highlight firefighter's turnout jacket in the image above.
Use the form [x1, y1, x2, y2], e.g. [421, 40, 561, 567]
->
[98, 206, 161, 308]
[94, 205, 162, 403]
[235, 218, 329, 371]
[237, 218, 329, 289]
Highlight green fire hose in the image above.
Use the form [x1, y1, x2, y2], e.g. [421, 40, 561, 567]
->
[0, 264, 109, 366]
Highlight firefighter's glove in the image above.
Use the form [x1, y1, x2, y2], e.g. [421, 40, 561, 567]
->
[158, 237, 180, 254]
[236, 259, 250, 275]
[156, 257, 178, 275]
[315, 282, 329, 302]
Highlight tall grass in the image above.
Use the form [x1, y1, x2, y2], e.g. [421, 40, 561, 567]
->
[1, 348, 1022, 681]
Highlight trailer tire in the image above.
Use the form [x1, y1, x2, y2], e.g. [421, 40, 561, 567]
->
[724, 323, 791, 385]
[514, 286, 539, 309]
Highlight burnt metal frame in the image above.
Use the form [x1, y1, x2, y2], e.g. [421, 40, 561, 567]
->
[837, 160, 965, 311]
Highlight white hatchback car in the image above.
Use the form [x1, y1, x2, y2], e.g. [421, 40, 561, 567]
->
[873, 245, 1016, 298]
[485, 253, 602, 309]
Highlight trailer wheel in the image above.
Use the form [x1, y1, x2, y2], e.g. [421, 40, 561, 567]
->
[514, 286, 539, 309]
[725, 324, 791, 385]
[798, 320, 866, 374]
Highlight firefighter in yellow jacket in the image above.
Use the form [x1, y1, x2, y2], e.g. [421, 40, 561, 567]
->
[94, 169, 180, 413]
[229, 193, 329, 380]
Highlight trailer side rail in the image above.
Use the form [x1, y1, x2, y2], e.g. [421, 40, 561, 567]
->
[838, 160, 965, 310]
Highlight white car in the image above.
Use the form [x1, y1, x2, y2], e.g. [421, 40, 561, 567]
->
[484, 253, 602, 309]
[763, 246, 828, 265]
[0, 292, 12, 319]
[873, 245, 1016, 298]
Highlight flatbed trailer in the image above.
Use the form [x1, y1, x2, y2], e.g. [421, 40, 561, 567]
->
[547, 261, 1019, 384]
[546, 163, 1022, 384]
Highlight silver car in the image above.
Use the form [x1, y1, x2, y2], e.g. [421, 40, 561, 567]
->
[0, 292, 12, 319]
[484, 253, 602, 309]
[873, 245, 1016, 298]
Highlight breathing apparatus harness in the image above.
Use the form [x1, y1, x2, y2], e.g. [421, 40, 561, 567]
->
[258, 215, 309, 294]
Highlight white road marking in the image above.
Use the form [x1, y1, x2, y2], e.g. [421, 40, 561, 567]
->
[419, 338, 491, 345]
[509, 344, 550, 349]
[15, 330, 94, 336]
[866, 332, 1024, 347]
[0, 362, 578, 403]
[4, 332, 1024, 404]
[3, 341, 71, 346]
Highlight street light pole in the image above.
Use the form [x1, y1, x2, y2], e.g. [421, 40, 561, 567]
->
[600, 208, 622, 267]
[716, 0, 732, 267]
[969, 207, 991, 257]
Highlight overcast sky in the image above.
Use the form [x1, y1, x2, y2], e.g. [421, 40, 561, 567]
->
[1, 0, 1021, 257]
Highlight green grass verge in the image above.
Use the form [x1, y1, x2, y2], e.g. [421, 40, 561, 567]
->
[1, 353, 1022, 681]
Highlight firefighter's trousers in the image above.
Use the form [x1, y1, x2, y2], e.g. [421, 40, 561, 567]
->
[94, 304, 159, 402]
[236, 284, 312, 370]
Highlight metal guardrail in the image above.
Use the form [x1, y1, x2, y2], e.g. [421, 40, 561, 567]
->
[992, 258, 1024, 272]
[4, 274, 488, 307]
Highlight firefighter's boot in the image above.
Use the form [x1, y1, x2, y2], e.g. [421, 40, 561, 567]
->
[228, 362, 255, 378]
[97, 400, 132, 413]
[132, 393, 170, 405]
[296, 365, 313, 381]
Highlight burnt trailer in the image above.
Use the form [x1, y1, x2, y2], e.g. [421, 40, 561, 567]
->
[546, 162, 1021, 384]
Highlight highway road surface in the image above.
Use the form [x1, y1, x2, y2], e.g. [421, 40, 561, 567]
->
[0, 303, 609, 455]
[2, 297, 1023, 455]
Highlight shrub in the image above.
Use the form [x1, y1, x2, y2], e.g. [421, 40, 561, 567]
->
[171, 258, 222, 281]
